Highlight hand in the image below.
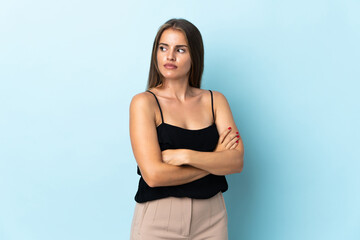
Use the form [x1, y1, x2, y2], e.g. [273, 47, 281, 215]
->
[161, 149, 188, 166]
[214, 127, 240, 152]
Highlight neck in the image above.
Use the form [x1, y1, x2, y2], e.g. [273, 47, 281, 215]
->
[158, 77, 194, 102]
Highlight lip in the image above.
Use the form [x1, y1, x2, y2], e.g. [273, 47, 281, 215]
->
[164, 63, 177, 69]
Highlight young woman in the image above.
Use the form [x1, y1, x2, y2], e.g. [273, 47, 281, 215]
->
[129, 18, 244, 240]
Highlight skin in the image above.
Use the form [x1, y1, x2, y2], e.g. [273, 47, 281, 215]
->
[129, 28, 244, 187]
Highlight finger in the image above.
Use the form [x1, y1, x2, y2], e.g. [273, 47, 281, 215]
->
[223, 132, 237, 147]
[229, 142, 238, 150]
[219, 127, 232, 144]
[229, 140, 239, 149]
[225, 134, 239, 149]
[220, 128, 232, 143]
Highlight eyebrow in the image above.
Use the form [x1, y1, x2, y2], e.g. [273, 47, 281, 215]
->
[159, 43, 188, 48]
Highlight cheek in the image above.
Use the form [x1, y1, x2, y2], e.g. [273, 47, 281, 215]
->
[183, 58, 192, 70]
[156, 51, 165, 61]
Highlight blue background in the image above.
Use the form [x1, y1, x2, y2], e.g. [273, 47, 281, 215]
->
[1, 0, 359, 239]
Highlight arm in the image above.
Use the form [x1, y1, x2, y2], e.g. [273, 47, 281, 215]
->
[184, 149, 243, 175]
[185, 90, 245, 175]
[148, 163, 210, 187]
[129, 92, 211, 188]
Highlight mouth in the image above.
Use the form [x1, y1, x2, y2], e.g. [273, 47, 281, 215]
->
[164, 64, 177, 69]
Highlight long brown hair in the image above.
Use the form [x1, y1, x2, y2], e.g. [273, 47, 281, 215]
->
[146, 18, 204, 90]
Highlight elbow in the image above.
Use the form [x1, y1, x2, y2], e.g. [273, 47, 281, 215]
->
[237, 161, 244, 173]
[145, 177, 157, 188]
[143, 172, 158, 188]
[148, 181, 158, 188]
[143, 168, 163, 188]
[140, 163, 164, 188]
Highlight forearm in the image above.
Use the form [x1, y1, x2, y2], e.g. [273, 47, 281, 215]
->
[185, 149, 244, 175]
[150, 162, 210, 187]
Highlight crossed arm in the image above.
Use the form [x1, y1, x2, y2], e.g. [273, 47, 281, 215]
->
[163, 148, 243, 176]
[130, 90, 244, 188]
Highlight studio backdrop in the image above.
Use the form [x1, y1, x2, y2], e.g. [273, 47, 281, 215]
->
[0, 0, 359, 239]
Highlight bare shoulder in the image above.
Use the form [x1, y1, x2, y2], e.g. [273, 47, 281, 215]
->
[209, 90, 229, 109]
[210, 89, 226, 98]
[129, 91, 156, 114]
[130, 91, 153, 107]
[129, 92, 156, 125]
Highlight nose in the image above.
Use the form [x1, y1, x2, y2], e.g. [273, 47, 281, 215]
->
[167, 49, 176, 61]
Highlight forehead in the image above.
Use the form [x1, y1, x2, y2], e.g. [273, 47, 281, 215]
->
[159, 28, 187, 45]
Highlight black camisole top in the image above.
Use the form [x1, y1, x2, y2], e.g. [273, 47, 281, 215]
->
[134, 89, 228, 203]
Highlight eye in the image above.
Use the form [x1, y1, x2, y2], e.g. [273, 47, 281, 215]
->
[159, 46, 166, 51]
[178, 48, 185, 53]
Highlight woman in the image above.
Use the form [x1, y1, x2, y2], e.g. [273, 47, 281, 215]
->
[129, 18, 244, 240]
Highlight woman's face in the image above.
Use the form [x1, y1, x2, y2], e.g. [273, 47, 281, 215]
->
[156, 28, 192, 81]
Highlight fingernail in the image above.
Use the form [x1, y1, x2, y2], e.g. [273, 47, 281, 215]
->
[237, 135, 240, 138]
[236, 132, 238, 134]
[228, 127, 231, 130]
[236, 140, 239, 143]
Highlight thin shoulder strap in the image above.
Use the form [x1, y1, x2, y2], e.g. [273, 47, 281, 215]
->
[146, 90, 164, 124]
[209, 90, 215, 123]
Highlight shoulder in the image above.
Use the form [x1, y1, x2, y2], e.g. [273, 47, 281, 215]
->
[130, 91, 156, 105]
[129, 91, 158, 128]
[209, 89, 226, 98]
[129, 91, 157, 112]
[208, 90, 229, 107]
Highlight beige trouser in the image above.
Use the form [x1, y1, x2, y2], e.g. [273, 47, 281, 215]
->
[130, 191, 228, 240]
